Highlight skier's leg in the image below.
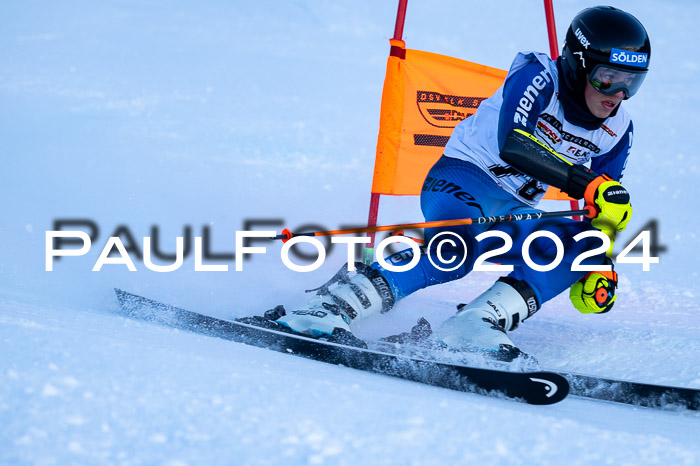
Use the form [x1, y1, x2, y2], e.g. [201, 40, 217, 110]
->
[431, 276, 539, 362]
[371, 156, 515, 300]
[433, 209, 608, 361]
[275, 157, 512, 337]
[274, 261, 395, 339]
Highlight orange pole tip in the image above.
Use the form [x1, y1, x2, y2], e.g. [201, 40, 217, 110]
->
[583, 205, 597, 219]
[280, 228, 294, 243]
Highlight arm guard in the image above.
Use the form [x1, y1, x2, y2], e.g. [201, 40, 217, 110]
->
[500, 129, 597, 200]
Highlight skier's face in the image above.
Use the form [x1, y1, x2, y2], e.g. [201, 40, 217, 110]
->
[584, 77, 624, 118]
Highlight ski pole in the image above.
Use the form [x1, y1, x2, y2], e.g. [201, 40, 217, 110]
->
[272, 207, 593, 242]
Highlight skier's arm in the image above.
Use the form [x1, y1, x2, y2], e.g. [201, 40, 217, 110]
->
[500, 129, 632, 233]
[502, 129, 629, 316]
[500, 128, 598, 199]
[497, 60, 555, 149]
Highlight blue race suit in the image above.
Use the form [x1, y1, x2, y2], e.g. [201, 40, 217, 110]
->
[371, 52, 633, 308]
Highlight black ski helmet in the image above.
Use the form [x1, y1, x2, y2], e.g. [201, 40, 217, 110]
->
[561, 6, 650, 99]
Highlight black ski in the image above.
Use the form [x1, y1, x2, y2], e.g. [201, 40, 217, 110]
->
[560, 371, 699, 410]
[113, 288, 568, 405]
[370, 333, 700, 411]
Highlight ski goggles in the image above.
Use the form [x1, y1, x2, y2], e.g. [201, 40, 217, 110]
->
[588, 64, 647, 98]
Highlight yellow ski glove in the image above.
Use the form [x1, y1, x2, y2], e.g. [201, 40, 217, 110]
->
[584, 175, 632, 235]
[570, 269, 618, 314]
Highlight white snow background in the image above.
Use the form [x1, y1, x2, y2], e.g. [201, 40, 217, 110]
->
[1, 0, 699, 464]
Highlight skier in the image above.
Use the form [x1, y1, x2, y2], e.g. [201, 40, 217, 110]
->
[265, 6, 651, 361]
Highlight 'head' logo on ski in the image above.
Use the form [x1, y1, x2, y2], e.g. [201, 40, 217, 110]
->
[529, 377, 559, 398]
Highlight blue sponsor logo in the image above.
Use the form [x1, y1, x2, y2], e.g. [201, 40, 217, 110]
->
[610, 48, 648, 67]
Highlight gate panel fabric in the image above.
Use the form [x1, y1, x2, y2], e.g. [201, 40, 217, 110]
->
[372, 39, 573, 202]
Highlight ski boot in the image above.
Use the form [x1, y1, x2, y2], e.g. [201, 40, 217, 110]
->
[432, 277, 540, 367]
[251, 263, 395, 347]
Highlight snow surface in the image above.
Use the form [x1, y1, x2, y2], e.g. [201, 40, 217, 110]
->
[1, 0, 699, 464]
